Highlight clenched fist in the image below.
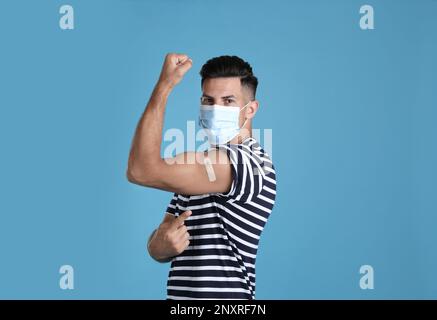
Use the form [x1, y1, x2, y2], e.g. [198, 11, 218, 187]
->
[158, 53, 193, 89]
[148, 210, 192, 261]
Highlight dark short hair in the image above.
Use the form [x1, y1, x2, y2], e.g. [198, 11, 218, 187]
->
[200, 55, 258, 99]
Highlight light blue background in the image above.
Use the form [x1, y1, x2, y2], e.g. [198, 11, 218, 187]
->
[0, 0, 436, 299]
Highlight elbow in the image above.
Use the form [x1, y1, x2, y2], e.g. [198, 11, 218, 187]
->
[126, 166, 139, 184]
[126, 163, 159, 187]
[126, 165, 148, 185]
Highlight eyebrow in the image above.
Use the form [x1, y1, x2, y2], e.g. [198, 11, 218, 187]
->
[201, 94, 237, 100]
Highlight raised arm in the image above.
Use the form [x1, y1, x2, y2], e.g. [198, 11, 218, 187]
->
[126, 53, 232, 195]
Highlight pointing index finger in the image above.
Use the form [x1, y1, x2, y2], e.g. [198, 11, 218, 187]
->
[172, 210, 192, 229]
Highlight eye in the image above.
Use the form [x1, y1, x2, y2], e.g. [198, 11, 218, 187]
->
[201, 97, 213, 105]
[225, 99, 234, 104]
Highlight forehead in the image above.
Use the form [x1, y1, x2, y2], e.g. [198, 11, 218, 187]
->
[201, 77, 242, 97]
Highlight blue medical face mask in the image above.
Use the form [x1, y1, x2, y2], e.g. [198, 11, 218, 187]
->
[199, 101, 251, 145]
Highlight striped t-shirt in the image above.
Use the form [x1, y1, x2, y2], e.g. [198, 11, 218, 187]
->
[165, 137, 276, 300]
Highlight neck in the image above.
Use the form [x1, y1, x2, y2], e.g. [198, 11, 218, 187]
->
[229, 125, 252, 145]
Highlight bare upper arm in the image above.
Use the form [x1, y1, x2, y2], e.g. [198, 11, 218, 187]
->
[135, 149, 232, 195]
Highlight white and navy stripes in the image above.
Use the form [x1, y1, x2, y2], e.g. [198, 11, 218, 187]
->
[165, 137, 276, 300]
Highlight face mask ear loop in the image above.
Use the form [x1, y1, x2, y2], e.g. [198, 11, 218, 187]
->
[241, 100, 251, 111]
[239, 100, 252, 129]
[240, 118, 249, 130]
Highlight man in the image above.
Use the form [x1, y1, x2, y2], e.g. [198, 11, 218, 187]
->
[127, 53, 276, 299]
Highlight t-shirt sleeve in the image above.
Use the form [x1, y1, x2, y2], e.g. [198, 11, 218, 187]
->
[166, 193, 179, 216]
[212, 144, 266, 204]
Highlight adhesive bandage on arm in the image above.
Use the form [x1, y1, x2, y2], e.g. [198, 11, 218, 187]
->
[203, 155, 216, 182]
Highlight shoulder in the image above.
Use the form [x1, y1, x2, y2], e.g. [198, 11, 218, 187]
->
[211, 137, 276, 203]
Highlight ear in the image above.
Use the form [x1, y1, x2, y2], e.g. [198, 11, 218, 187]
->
[245, 100, 259, 120]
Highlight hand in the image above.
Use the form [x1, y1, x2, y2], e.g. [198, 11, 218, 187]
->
[157, 53, 193, 89]
[148, 210, 192, 261]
